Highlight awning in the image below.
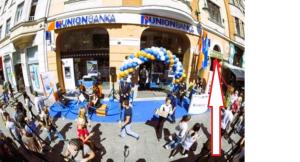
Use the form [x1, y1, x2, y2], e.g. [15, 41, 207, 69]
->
[223, 62, 245, 81]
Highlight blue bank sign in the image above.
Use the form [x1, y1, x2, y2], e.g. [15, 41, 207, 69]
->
[141, 15, 197, 35]
[55, 14, 116, 29]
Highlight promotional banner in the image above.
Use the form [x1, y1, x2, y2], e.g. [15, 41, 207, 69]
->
[188, 94, 209, 114]
[40, 72, 57, 97]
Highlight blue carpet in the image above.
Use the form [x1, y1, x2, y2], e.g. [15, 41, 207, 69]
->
[49, 99, 190, 123]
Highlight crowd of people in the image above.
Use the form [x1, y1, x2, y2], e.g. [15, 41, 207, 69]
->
[0, 74, 245, 161]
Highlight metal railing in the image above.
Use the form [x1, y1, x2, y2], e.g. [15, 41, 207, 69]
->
[28, 16, 35, 21]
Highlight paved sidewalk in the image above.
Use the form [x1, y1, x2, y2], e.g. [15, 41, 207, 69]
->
[0, 94, 241, 162]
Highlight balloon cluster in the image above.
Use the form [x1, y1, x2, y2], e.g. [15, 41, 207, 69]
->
[118, 47, 186, 83]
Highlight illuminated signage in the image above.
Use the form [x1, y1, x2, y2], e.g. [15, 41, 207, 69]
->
[141, 15, 195, 34]
[55, 14, 116, 29]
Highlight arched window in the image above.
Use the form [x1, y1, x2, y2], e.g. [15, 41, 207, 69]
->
[210, 45, 221, 71]
[213, 45, 221, 52]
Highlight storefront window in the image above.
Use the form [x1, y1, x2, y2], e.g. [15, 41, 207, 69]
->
[4, 57, 13, 84]
[60, 28, 110, 87]
[140, 28, 190, 87]
[27, 46, 40, 91]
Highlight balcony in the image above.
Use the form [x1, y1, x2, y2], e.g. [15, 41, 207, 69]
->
[9, 18, 45, 49]
[209, 50, 223, 60]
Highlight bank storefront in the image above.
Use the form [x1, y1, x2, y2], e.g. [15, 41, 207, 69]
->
[47, 13, 201, 90]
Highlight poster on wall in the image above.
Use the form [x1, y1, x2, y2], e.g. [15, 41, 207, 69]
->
[40, 72, 57, 97]
[29, 64, 40, 91]
[188, 94, 209, 114]
[86, 60, 98, 75]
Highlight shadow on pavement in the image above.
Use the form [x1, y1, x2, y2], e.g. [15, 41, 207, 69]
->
[163, 128, 171, 142]
[145, 115, 159, 140]
[90, 123, 107, 162]
[136, 158, 146, 162]
[59, 122, 73, 139]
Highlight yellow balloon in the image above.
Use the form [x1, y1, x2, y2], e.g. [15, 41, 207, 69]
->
[128, 68, 134, 73]
[134, 52, 139, 57]
[141, 52, 146, 57]
[118, 72, 124, 78]
[124, 70, 129, 75]
[170, 59, 174, 64]
[146, 54, 151, 59]
[150, 56, 155, 60]
[182, 73, 186, 78]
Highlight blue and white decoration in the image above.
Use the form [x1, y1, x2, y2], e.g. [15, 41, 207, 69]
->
[118, 47, 186, 83]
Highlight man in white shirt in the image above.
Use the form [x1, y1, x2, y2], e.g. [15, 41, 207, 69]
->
[221, 106, 234, 139]
[156, 98, 173, 141]
[33, 92, 47, 115]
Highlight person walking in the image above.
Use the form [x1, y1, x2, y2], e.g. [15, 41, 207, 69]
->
[120, 100, 139, 140]
[33, 92, 47, 115]
[8, 82, 14, 98]
[20, 128, 43, 153]
[164, 115, 191, 150]
[221, 106, 234, 139]
[14, 104, 28, 128]
[0, 130, 28, 162]
[119, 81, 131, 120]
[2, 81, 10, 104]
[155, 98, 173, 141]
[3, 112, 22, 143]
[61, 138, 95, 162]
[167, 93, 177, 123]
[39, 107, 64, 142]
[168, 123, 201, 159]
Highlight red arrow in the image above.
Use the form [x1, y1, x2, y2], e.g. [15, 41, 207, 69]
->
[207, 59, 225, 156]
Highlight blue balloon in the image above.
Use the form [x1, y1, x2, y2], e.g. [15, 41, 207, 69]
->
[140, 57, 146, 62]
[172, 66, 177, 71]
[125, 64, 129, 70]
[129, 55, 134, 59]
[120, 67, 124, 71]
[166, 60, 170, 64]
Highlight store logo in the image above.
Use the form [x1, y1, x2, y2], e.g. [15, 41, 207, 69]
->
[141, 15, 194, 34]
[55, 14, 116, 29]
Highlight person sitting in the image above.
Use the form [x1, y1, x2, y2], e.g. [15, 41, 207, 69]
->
[53, 88, 69, 107]
[78, 82, 89, 102]
[89, 93, 102, 109]
[97, 81, 104, 99]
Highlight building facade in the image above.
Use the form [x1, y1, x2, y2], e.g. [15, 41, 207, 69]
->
[0, 0, 50, 93]
[0, 0, 245, 93]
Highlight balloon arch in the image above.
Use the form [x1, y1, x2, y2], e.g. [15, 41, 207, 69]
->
[117, 47, 186, 83]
